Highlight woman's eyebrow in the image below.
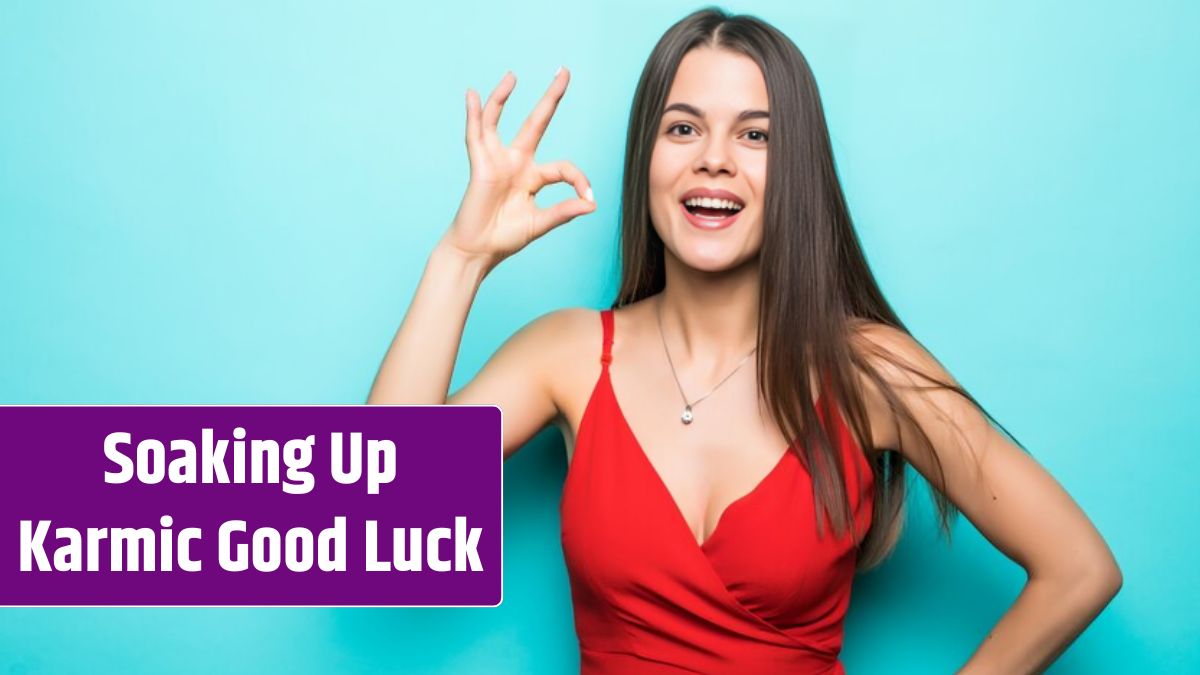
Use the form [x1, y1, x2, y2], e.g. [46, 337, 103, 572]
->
[663, 102, 769, 122]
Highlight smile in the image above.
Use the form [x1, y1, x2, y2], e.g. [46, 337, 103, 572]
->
[680, 201, 741, 231]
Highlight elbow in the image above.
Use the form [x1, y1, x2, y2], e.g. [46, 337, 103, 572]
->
[1088, 545, 1123, 598]
[1033, 554, 1122, 600]
[1076, 556, 1123, 604]
[1095, 562, 1123, 598]
[1085, 565, 1123, 618]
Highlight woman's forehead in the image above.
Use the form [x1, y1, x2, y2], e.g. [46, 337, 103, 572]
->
[665, 47, 769, 116]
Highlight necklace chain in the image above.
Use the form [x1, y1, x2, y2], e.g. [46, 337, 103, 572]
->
[655, 296, 757, 425]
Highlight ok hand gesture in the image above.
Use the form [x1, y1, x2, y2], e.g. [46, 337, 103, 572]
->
[444, 67, 596, 271]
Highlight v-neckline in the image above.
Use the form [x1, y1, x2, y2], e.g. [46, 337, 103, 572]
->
[601, 366, 811, 551]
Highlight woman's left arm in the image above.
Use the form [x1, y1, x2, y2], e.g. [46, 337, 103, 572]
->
[852, 324, 1123, 675]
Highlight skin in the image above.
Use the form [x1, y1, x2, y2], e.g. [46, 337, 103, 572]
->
[368, 46, 1121, 674]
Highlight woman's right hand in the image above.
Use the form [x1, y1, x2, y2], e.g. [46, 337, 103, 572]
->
[443, 67, 596, 271]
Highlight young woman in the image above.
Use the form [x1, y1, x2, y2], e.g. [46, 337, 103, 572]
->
[368, 8, 1121, 674]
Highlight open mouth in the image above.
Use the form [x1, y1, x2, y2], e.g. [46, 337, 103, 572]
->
[680, 196, 744, 230]
[681, 197, 744, 219]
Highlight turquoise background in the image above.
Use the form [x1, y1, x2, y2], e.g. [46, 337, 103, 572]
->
[1, 0, 1196, 672]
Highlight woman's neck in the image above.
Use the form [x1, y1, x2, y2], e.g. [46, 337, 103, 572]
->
[655, 252, 760, 368]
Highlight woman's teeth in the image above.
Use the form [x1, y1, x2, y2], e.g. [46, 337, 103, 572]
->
[683, 197, 743, 212]
[682, 197, 743, 219]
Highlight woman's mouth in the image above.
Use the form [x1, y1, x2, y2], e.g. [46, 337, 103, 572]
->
[680, 199, 743, 231]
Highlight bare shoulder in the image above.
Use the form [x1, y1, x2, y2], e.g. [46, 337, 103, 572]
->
[845, 319, 962, 455]
[847, 320, 938, 370]
[511, 305, 604, 406]
[501, 306, 598, 373]
[517, 305, 597, 343]
[525, 306, 601, 357]
[847, 319, 955, 389]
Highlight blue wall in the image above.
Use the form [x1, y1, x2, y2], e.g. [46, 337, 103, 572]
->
[1, 1, 1195, 672]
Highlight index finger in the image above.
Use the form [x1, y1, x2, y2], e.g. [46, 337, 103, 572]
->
[511, 66, 570, 154]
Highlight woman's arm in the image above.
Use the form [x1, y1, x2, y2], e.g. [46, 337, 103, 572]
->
[366, 67, 595, 454]
[366, 238, 490, 406]
[853, 324, 1122, 675]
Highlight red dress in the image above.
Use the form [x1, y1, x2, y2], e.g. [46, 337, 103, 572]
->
[560, 309, 875, 674]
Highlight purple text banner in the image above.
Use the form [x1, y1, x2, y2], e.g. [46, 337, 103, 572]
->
[0, 405, 502, 606]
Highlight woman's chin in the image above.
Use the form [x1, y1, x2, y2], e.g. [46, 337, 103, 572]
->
[675, 243, 755, 274]
[654, 221, 761, 274]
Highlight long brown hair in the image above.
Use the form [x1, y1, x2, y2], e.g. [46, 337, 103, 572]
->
[614, 7, 1028, 570]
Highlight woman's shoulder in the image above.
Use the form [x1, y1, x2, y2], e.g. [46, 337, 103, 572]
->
[844, 317, 963, 456]
[514, 306, 615, 427]
[515, 306, 601, 356]
[524, 299, 655, 352]
[845, 318, 946, 387]
[527, 305, 599, 327]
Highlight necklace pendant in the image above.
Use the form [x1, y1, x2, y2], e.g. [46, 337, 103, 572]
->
[681, 405, 694, 425]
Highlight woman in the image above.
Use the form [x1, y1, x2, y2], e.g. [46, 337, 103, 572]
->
[368, 8, 1121, 674]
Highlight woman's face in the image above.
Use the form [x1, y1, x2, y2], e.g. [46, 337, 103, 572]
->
[649, 47, 770, 273]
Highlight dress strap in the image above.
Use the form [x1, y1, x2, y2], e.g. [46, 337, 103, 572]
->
[599, 309, 614, 367]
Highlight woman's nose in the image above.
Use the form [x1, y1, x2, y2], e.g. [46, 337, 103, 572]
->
[693, 139, 736, 177]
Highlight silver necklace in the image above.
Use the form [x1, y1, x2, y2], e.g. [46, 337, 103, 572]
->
[655, 298, 757, 425]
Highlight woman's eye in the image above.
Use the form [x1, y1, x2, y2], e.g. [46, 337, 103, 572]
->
[667, 123, 695, 136]
[745, 130, 769, 142]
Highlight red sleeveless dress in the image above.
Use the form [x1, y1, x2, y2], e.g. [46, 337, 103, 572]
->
[560, 309, 875, 674]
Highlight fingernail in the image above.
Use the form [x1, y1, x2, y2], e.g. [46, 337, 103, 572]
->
[555, 65, 564, 78]
[585, 187, 594, 203]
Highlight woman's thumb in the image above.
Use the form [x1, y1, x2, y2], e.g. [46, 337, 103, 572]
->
[532, 197, 596, 236]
